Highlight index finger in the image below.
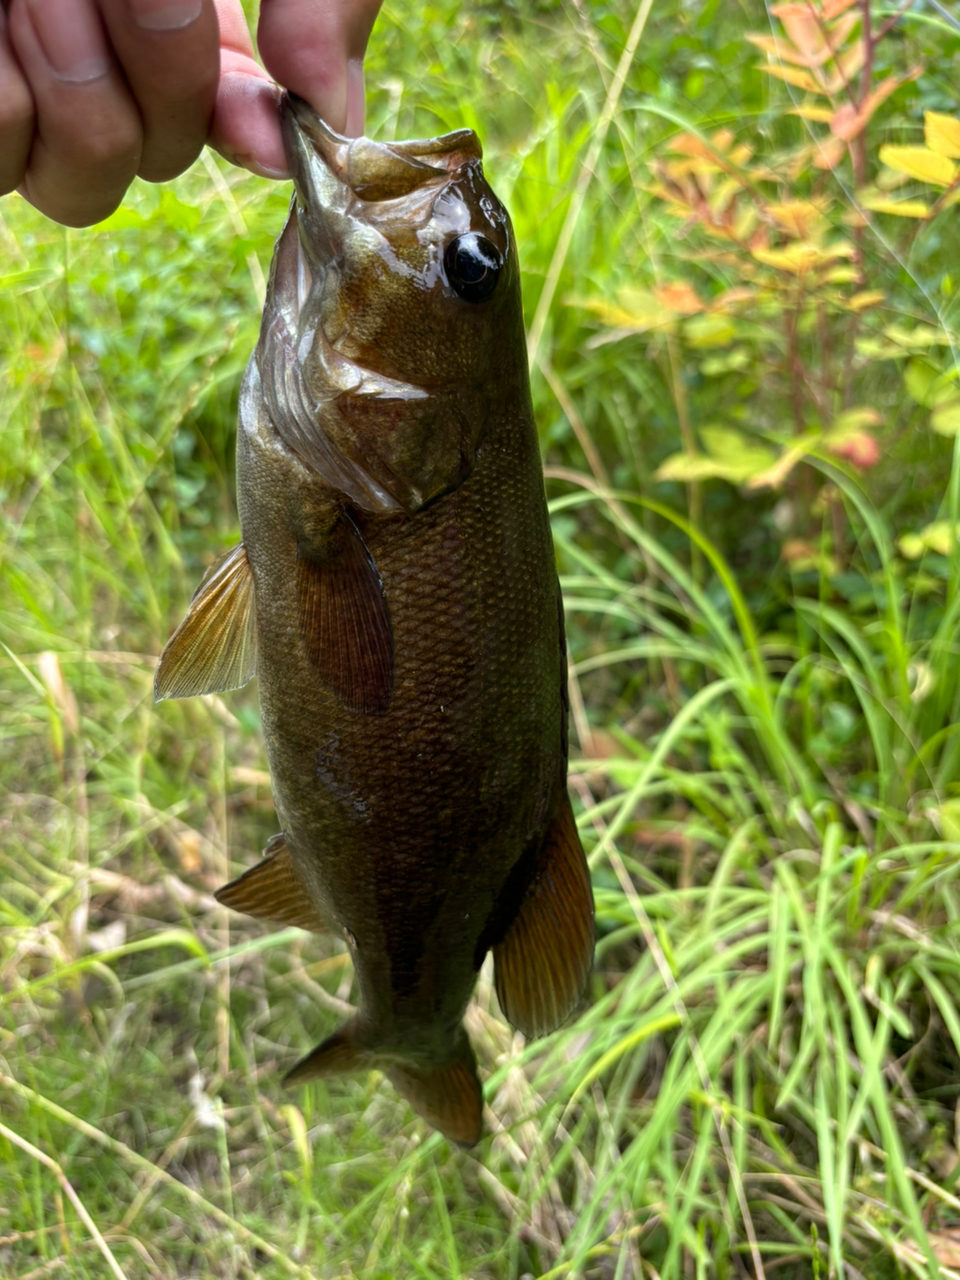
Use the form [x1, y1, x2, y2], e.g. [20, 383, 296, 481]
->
[94, 0, 220, 182]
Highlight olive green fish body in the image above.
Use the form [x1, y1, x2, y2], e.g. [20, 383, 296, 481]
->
[156, 95, 593, 1145]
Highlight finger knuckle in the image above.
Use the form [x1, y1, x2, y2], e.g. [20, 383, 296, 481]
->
[80, 116, 142, 172]
[0, 77, 34, 135]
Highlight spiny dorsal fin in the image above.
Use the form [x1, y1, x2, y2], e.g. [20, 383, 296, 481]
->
[285, 1020, 484, 1147]
[493, 791, 594, 1039]
[215, 835, 327, 933]
[297, 514, 393, 714]
[155, 544, 256, 701]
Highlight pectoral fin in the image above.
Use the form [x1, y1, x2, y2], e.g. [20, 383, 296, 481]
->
[155, 544, 257, 701]
[297, 514, 393, 714]
[285, 1021, 484, 1147]
[215, 835, 328, 933]
[493, 791, 594, 1040]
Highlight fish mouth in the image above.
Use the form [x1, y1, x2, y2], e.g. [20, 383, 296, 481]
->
[281, 92, 482, 204]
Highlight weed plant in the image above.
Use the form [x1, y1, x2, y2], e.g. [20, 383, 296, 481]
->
[3, 1, 960, 1277]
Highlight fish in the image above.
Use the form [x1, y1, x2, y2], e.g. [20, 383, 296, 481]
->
[155, 92, 594, 1147]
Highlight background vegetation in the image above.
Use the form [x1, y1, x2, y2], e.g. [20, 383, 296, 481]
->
[3, 0, 960, 1275]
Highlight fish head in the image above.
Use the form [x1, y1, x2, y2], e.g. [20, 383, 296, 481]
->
[257, 92, 527, 515]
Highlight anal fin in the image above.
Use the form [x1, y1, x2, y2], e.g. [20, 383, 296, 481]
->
[385, 1031, 483, 1148]
[284, 1020, 367, 1085]
[493, 790, 594, 1039]
[155, 543, 257, 701]
[297, 513, 393, 715]
[215, 834, 328, 933]
[285, 1021, 484, 1147]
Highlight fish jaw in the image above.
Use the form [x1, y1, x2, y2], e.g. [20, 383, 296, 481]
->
[253, 92, 527, 517]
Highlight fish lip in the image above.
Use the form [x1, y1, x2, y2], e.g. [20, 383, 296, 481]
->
[280, 91, 483, 204]
[281, 92, 350, 188]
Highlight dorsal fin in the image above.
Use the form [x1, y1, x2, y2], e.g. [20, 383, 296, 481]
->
[155, 544, 257, 701]
[493, 791, 594, 1039]
[215, 835, 328, 933]
[297, 514, 393, 714]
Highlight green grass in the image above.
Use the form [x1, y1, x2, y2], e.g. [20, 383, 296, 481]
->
[4, 0, 960, 1276]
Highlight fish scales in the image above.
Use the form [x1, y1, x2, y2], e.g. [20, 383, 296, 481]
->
[156, 93, 594, 1146]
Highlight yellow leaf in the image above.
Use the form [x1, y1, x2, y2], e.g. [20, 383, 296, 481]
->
[747, 439, 814, 490]
[879, 145, 957, 187]
[731, 204, 760, 241]
[925, 111, 960, 160]
[761, 64, 822, 93]
[655, 281, 704, 314]
[788, 104, 835, 123]
[767, 199, 828, 239]
[746, 32, 821, 67]
[772, 5, 830, 64]
[846, 289, 886, 311]
[813, 136, 847, 170]
[751, 240, 852, 273]
[821, 44, 864, 96]
[280, 1105, 313, 1180]
[823, 265, 858, 283]
[860, 190, 930, 218]
[570, 288, 678, 334]
[822, 0, 858, 17]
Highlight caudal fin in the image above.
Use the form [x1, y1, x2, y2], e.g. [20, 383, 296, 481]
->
[284, 1020, 484, 1147]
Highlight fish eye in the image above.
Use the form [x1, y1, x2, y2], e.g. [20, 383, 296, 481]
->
[443, 233, 503, 303]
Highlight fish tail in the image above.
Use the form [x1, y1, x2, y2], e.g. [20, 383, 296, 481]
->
[284, 1020, 483, 1147]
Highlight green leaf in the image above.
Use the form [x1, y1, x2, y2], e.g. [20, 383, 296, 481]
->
[939, 799, 960, 843]
[931, 399, 960, 436]
[656, 426, 777, 484]
[683, 313, 737, 348]
[830, 407, 882, 435]
[92, 207, 151, 232]
[897, 533, 926, 560]
[904, 360, 941, 406]
[898, 521, 960, 558]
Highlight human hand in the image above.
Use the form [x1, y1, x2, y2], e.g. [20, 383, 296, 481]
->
[0, 0, 382, 227]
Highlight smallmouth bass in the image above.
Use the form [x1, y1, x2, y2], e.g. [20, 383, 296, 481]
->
[156, 93, 594, 1146]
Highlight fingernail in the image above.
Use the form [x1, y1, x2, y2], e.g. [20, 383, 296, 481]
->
[28, 0, 109, 82]
[219, 146, 289, 181]
[128, 0, 202, 32]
